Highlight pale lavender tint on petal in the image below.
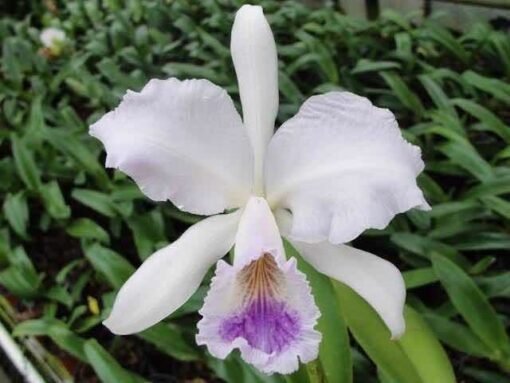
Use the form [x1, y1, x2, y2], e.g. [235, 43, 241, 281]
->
[197, 252, 320, 374]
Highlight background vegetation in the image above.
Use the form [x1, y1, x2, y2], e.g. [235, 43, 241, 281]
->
[0, 0, 509, 382]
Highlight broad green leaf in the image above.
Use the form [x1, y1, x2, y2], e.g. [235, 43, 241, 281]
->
[2, 192, 29, 239]
[10, 133, 42, 191]
[398, 307, 456, 383]
[432, 254, 510, 360]
[334, 282, 422, 383]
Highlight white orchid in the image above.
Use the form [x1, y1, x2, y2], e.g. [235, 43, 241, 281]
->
[40, 27, 66, 55]
[90, 4, 429, 374]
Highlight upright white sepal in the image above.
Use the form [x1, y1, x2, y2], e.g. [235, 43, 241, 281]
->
[231, 5, 279, 194]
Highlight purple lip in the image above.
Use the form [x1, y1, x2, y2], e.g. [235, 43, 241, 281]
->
[219, 298, 300, 354]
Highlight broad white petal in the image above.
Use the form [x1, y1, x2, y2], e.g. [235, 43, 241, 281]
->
[231, 5, 278, 194]
[103, 211, 241, 335]
[291, 238, 406, 338]
[90, 78, 253, 215]
[266, 92, 429, 244]
[234, 196, 285, 267]
[197, 200, 320, 374]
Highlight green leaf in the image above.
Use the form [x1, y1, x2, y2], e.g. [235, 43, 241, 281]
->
[334, 282, 422, 383]
[390, 233, 460, 262]
[351, 59, 401, 74]
[14, 318, 87, 362]
[432, 254, 510, 361]
[418, 74, 457, 116]
[82, 243, 135, 290]
[10, 133, 42, 191]
[424, 23, 469, 63]
[398, 307, 456, 383]
[2, 192, 29, 239]
[39, 181, 71, 220]
[43, 128, 109, 186]
[84, 339, 147, 383]
[380, 72, 424, 116]
[451, 98, 510, 143]
[462, 70, 510, 105]
[476, 272, 510, 298]
[439, 141, 493, 182]
[67, 218, 110, 244]
[207, 353, 285, 383]
[287, 242, 352, 383]
[138, 322, 200, 361]
[0, 266, 40, 297]
[403, 267, 438, 289]
[72, 189, 117, 217]
[126, 210, 166, 260]
[422, 312, 493, 359]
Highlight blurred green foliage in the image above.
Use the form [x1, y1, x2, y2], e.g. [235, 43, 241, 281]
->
[1, 0, 509, 382]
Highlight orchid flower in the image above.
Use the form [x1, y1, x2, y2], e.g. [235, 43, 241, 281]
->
[90, 4, 429, 375]
[40, 27, 66, 55]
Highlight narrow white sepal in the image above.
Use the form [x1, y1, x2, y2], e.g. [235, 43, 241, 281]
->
[103, 211, 241, 335]
[231, 5, 279, 194]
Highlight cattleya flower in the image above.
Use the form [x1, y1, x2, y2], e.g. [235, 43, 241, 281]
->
[39, 27, 66, 55]
[90, 5, 429, 374]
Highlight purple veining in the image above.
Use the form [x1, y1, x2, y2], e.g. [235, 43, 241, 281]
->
[219, 298, 300, 354]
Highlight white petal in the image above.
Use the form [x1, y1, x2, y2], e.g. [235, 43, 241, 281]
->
[266, 92, 429, 244]
[234, 196, 285, 267]
[291, 238, 406, 338]
[231, 5, 279, 194]
[90, 78, 253, 215]
[103, 211, 241, 335]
